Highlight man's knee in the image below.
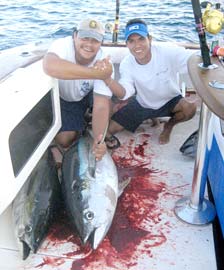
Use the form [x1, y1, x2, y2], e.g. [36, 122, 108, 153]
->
[108, 119, 124, 135]
[55, 131, 77, 148]
[173, 99, 197, 122]
[185, 102, 197, 120]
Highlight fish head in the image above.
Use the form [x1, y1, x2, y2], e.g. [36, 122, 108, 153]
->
[16, 223, 32, 260]
[76, 181, 117, 249]
[21, 185, 56, 254]
[22, 206, 50, 253]
[14, 199, 44, 258]
[79, 204, 115, 249]
[16, 209, 48, 259]
[69, 174, 95, 242]
[15, 208, 44, 258]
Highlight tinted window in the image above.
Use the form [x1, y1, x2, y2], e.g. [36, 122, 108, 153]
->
[9, 90, 54, 176]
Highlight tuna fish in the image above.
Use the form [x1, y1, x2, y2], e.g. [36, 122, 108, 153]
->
[61, 130, 119, 249]
[12, 148, 61, 260]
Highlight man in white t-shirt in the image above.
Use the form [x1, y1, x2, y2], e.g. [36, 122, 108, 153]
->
[43, 18, 113, 162]
[103, 18, 197, 147]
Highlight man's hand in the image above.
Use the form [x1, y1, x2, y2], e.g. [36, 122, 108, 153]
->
[92, 134, 107, 161]
[92, 56, 112, 80]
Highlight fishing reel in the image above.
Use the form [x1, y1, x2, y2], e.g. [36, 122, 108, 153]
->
[200, 2, 224, 86]
[105, 22, 119, 43]
[201, 1, 224, 34]
[105, 23, 114, 33]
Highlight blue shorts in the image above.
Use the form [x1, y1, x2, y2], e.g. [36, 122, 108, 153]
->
[59, 92, 93, 132]
[111, 95, 182, 132]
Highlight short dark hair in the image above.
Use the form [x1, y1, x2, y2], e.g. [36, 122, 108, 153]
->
[126, 18, 147, 28]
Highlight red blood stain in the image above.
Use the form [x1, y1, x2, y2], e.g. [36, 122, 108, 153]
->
[133, 140, 148, 156]
[36, 256, 66, 268]
[34, 134, 180, 270]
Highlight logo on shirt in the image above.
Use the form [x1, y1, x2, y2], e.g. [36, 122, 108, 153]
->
[156, 68, 168, 76]
[80, 81, 92, 97]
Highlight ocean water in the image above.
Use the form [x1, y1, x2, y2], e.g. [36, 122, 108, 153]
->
[0, 0, 220, 51]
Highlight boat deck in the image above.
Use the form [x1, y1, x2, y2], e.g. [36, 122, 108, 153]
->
[0, 93, 217, 270]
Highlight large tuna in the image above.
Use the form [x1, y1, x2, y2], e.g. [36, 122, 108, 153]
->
[12, 148, 61, 260]
[61, 130, 119, 249]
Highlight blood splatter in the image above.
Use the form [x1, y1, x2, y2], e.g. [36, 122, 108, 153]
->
[34, 133, 182, 270]
[35, 256, 66, 268]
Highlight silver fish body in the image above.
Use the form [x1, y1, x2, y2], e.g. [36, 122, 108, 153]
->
[61, 131, 118, 249]
[12, 149, 61, 260]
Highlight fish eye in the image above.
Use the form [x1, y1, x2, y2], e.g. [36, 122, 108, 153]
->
[84, 211, 94, 220]
[25, 225, 32, 233]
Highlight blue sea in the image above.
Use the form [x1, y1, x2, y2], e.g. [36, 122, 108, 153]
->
[0, 0, 217, 51]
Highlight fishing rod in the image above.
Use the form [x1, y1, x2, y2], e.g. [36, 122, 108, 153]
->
[112, 0, 120, 43]
[191, 0, 211, 67]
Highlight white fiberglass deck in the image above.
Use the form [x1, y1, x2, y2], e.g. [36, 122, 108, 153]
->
[0, 93, 216, 270]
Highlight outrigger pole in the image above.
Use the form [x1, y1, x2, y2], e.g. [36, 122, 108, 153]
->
[191, 0, 211, 67]
[112, 0, 120, 43]
[174, 0, 217, 226]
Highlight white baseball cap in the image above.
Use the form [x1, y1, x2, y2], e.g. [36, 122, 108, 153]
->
[77, 19, 105, 42]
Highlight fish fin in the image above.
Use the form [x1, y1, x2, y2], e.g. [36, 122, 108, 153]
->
[118, 177, 131, 197]
[22, 241, 31, 260]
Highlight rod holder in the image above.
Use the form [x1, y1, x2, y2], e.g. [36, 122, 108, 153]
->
[174, 103, 216, 225]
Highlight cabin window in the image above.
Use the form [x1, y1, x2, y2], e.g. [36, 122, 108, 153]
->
[8, 90, 54, 176]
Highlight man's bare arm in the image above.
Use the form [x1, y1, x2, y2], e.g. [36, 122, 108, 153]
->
[104, 77, 126, 99]
[93, 57, 126, 99]
[42, 53, 112, 80]
[92, 94, 110, 160]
